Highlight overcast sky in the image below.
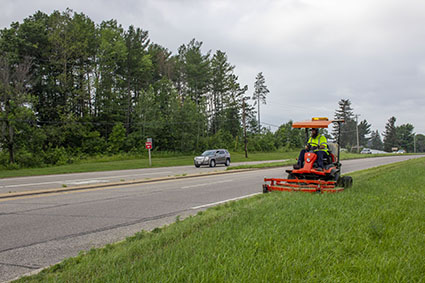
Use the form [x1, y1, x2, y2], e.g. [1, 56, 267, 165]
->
[2, 0, 425, 135]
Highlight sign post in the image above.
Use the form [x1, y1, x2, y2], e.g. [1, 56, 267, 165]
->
[145, 138, 152, 166]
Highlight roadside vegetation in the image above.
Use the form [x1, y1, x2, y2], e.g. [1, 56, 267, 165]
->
[2, 10, 424, 173]
[16, 157, 425, 282]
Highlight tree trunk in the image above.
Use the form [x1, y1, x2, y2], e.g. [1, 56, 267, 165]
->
[7, 120, 14, 164]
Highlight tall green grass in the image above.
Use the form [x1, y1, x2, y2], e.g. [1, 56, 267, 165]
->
[17, 157, 425, 282]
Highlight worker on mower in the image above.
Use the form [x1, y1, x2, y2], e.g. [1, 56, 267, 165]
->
[294, 128, 329, 170]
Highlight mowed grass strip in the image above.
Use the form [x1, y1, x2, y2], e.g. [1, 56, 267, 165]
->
[16, 158, 425, 282]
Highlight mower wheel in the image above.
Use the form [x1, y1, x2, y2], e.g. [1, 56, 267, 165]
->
[336, 176, 344, 187]
[262, 184, 269, 193]
[344, 176, 353, 188]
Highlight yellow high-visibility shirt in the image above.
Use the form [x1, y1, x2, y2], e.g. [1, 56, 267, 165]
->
[308, 134, 328, 153]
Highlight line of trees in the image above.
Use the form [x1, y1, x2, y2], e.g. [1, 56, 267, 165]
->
[1, 10, 423, 169]
[332, 99, 423, 153]
[0, 9, 297, 168]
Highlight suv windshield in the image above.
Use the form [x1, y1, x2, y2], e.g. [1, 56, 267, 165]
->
[201, 150, 215, 156]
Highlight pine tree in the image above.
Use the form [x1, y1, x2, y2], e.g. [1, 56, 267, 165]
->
[209, 50, 235, 134]
[333, 99, 355, 148]
[358, 119, 371, 146]
[252, 72, 269, 133]
[370, 130, 383, 150]
[383, 116, 397, 152]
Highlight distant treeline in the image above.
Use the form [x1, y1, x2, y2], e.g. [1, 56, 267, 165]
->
[0, 9, 306, 168]
[0, 10, 423, 168]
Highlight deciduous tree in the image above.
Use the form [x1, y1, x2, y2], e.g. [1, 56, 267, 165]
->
[0, 55, 33, 163]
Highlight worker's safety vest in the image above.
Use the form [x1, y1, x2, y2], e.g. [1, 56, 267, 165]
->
[308, 134, 328, 154]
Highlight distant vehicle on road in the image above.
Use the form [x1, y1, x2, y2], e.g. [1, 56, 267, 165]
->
[396, 149, 406, 154]
[194, 149, 231, 168]
[360, 148, 372, 154]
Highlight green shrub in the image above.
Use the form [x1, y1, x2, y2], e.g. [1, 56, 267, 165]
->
[108, 123, 126, 154]
[42, 147, 70, 166]
[82, 131, 107, 154]
[15, 149, 45, 168]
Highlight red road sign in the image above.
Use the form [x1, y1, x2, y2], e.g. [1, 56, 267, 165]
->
[145, 142, 152, 149]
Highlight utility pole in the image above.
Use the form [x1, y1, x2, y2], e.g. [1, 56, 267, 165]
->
[242, 98, 248, 158]
[355, 114, 360, 153]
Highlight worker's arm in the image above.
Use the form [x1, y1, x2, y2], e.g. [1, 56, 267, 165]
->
[319, 136, 327, 149]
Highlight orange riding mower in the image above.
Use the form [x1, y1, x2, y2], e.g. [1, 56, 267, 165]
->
[263, 117, 353, 194]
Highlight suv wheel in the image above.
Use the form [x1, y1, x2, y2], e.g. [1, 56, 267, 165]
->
[209, 159, 216, 167]
[225, 158, 230, 166]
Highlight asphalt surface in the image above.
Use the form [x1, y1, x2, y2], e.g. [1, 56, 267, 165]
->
[0, 159, 288, 195]
[0, 155, 423, 282]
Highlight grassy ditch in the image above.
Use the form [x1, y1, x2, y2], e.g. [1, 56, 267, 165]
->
[17, 157, 425, 282]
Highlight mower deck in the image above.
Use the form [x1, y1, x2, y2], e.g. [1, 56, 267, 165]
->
[263, 178, 344, 193]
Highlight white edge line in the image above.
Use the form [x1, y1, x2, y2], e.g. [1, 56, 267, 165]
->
[191, 193, 261, 210]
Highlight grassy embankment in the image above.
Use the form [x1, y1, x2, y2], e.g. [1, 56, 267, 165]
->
[16, 157, 425, 282]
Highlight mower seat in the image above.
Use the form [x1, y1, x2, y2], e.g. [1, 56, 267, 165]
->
[323, 152, 336, 165]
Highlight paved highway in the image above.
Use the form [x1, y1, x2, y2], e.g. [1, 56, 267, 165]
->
[0, 155, 423, 282]
[0, 160, 287, 194]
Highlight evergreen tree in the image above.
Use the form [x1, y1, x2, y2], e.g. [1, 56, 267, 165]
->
[358, 119, 371, 146]
[209, 50, 235, 134]
[252, 72, 269, 133]
[370, 130, 383, 150]
[383, 116, 397, 152]
[123, 25, 152, 134]
[177, 39, 211, 105]
[333, 99, 355, 148]
[95, 19, 127, 136]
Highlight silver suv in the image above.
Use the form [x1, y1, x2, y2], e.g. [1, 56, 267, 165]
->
[194, 149, 231, 168]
